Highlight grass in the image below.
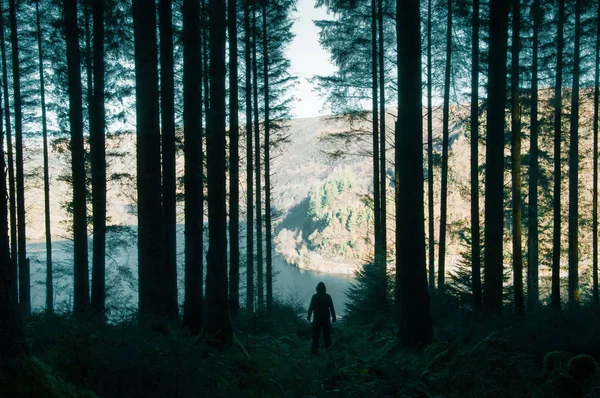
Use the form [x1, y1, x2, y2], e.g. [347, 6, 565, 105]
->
[5, 301, 600, 397]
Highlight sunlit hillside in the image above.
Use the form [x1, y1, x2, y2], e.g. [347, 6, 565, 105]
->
[20, 88, 600, 284]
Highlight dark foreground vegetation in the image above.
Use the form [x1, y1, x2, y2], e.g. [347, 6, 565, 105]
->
[1, 299, 600, 398]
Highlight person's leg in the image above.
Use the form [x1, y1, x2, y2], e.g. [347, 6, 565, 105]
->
[323, 320, 331, 351]
[311, 320, 321, 354]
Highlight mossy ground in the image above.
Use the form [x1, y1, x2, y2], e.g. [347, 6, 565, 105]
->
[5, 303, 600, 397]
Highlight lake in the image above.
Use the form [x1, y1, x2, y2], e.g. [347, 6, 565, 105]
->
[25, 226, 355, 319]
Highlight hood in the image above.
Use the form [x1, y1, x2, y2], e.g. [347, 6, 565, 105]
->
[316, 282, 326, 294]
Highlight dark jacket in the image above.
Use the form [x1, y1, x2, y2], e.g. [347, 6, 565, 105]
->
[308, 282, 336, 322]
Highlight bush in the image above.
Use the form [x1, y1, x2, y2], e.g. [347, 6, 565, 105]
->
[0, 356, 96, 398]
[345, 261, 394, 324]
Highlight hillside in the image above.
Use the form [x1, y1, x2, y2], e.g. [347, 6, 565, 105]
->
[18, 89, 600, 280]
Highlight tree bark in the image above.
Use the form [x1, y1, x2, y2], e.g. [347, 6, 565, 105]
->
[437, 0, 453, 296]
[0, 10, 17, 305]
[245, 0, 255, 313]
[262, 4, 273, 314]
[551, 0, 565, 312]
[470, 0, 482, 313]
[8, 0, 29, 316]
[90, 0, 107, 318]
[370, 0, 381, 301]
[65, 0, 89, 317]
[182, 0, 204, 334]
[204, 0, 232, 340]
[527, 0, 541, 310]
[35, 0, 53, 314]
[378, 0, 387, 302]
[568, 0, 581, 308]
[427, 0, 435, 295]
[395, 0, 433, 348]
[132, 0, 164, 320]
[229, 0, 241, 315]
[593, 0, 600, 305]
[159, 0, 179, 321]
[252, 7, 264, 310]
[483, 0, 509, 314]
[0, 82, 28, 368]
[511, 0, 523, 315]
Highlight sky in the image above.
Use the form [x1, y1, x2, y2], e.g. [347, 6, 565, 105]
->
[286, 0, 336, 119]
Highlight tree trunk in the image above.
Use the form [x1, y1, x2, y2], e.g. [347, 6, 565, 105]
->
[371, 0, 381, 301]
[245, 0, 254, 313]
[159, 0, 179, 321]
[0, 11, 17, 305]
[593, 0, 600, 305]
[528, 0, 541, 310]
[0, 84, 28, 368]
[470, 0, 482, 313]
[427, 0, 435, 295]
[252, 7, 264, 310]
[483, 0, 509, 314]
[182, 0, 204, 334]
[378, 0, 387, 302]
[395, 0, 433, 348]
[204, 0, 232, 341]
[511, 0, 523, 315]
[8, 0, 29, 316]
[132, 0, 164, 321]
[551, 0, 565, 312]
[35, 0, 53, 314]
[568, 0, 581, 308]
[65, 0, 89, 317]
[90, 0, 107, 318]
[437, 0, 452, 297]
[228, 0, 241, 315]
[262, 5, 273, 314]
[203, 0, 210, 132]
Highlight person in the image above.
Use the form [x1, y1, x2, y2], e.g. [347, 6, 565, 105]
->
[307, 281, 336, 355]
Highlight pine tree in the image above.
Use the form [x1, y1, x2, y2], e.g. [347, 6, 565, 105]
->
[567, 0, 582, 308]
[245, 0, 255, 314]
[204, 0, 232, 340]
[0, 8, 17, 306]
[262, 0, 273, 313]
[8, 0, 29, 316]
[377, 0, 387, 303]
[593, 0, 600, 305]
[90, 0, 107, 317]
[470, 0, 482, 313]
[527, 0, 541, 309]
[159, 0, 179, 321]
[132, 0, 165, 321]
[64, 0, 89, 316]
[229, 0, 241, 316]
[427, 0, 435, 295]
[252, 5, 264, 310]
[551, 0, 565, 311]
[437, 0, 453, 296]
[484, 0, 509, 314]
[182, 0, 204, 334]
[369, 0, 381, 305]
[0, 81, 27, 366]
[34, 0, 53, 313]
[396, 0, 433, 347]
[511, 0, 523, 315]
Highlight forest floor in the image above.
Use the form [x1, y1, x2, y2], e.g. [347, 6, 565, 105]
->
[5, 302, 600, 397]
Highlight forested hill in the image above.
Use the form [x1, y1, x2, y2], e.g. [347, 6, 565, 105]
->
[23, 87, 599, 278]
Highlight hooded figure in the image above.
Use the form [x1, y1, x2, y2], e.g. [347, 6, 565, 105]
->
[307, 282, 336, 354]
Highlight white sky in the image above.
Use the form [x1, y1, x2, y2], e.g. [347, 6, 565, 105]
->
[287, 0, 336, 119]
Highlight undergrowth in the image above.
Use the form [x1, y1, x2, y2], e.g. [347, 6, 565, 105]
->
[4, 302, 599, 397]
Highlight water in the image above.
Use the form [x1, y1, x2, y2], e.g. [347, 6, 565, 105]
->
[25, 226, 354, 318]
